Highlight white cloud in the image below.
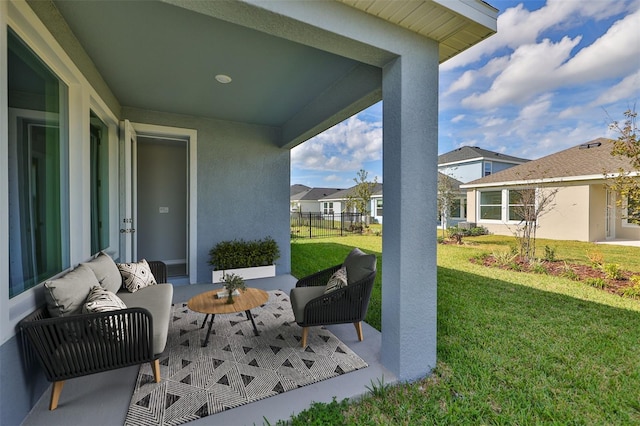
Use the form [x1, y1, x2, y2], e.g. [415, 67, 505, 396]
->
[441, 0, 630, 71]
[290, 114, 382, 172]
[592, 70, 640, 106]
[558, 10, 640, 83]
[462, 36, 581, 109]
[451, 114, 465, 123]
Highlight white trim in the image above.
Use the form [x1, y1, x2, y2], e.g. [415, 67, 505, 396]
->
[438, 157, 525, 168]
[212, 265, 276, 283]
[1, 0, 9, 344]
[461, 172, 640, 189]
[2, 0, 121, 343]
[132, 122, 198, 284]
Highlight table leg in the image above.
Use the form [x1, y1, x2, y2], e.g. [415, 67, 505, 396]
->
[246, 310, 260, 336]
[202, 314, 215, 347]
[200, 314, 209, 329]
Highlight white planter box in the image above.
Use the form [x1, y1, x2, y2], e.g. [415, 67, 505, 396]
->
[212, 265, 276, 283]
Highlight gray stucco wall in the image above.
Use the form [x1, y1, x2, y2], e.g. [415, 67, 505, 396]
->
[123, 107, 291, 283]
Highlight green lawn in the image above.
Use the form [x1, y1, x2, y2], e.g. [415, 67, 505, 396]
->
[288, 235, 640, 425]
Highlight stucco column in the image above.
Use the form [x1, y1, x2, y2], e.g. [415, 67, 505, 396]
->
[381, 49, 438, 381]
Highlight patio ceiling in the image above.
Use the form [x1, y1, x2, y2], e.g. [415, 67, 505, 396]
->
[50, 0, 496, 143]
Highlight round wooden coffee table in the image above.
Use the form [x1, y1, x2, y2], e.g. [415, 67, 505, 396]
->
[187, 287, 269, 347]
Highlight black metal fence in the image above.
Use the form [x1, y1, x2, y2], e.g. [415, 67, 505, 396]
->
[290, 212, 364, 239]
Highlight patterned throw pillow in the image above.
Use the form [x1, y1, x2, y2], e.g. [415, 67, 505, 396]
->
[117, 259, 157, 293]
[82, 286, 127, 314]
[324, 266, 348, 294]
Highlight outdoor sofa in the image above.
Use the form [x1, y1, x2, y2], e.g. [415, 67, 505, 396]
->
[19, 253, 173, 410]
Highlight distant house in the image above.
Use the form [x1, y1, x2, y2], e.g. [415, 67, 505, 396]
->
[437, 147, 529, 227]
[438, 146, 530, 183]
[461, 138, 640, 242]
[290, 187, 343, 213]
[438, 173, 465, 229]
[320, 183, 384, 223]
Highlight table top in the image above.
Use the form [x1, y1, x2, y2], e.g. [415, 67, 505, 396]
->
[187, 287, 269, 314]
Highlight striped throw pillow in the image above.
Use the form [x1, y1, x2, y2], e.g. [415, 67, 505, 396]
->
[324, 266, 348, 294]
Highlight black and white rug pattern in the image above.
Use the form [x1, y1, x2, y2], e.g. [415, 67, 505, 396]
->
[125, 290, 368, 425]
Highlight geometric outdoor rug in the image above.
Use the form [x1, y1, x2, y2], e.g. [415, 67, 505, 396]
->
[124, 290, 368, 425]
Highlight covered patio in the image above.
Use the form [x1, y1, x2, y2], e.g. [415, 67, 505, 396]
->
[22, 275, 394, 425]
[1, 1, 497, 424]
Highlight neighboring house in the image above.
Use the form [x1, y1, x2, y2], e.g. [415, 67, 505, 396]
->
[437, 173, 465, 229]
[1, 1, 496, 422]
[290, 187, 343, 213]
[438, 146, 530, 183]
[461, 138, 640, 242]
[319, 183, 384, 223]
[437, 146, 528, 227]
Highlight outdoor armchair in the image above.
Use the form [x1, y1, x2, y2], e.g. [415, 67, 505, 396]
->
[290, 248, 376, 347]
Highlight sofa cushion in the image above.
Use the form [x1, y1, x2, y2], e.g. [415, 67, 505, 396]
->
[44, 264, 100, 317]
[117, 284, 173, 355]
[342, 248, 376, 285]
[83, 252, 122, 293]
[290, 286, 326, 324]
[324, 266, 348, 294]
[82, 286, 127, 314]
[118, 259, 157, 293]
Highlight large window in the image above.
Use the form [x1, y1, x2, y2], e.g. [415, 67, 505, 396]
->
[479, 191, 501, 220]
[376, 199, 383, 217]
[8, 29, 69, 298]
[323, 202, 334, 214]
[626, 192, 640, 225]
[508, 189, 535, 222]
[90, 111, 109, 254]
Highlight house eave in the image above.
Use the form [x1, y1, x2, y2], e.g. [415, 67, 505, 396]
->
[461, 172, 640, 189]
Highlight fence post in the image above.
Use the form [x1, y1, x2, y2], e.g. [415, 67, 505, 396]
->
[308, 212, 312, 239]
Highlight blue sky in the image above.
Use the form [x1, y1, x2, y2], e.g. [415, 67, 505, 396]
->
[291, 0, 640, 188]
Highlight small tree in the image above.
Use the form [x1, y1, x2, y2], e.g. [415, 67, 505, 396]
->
[506, 168, 559, 262]
[346, 169, 377, 225]
[607, 108, 640, 224]
[437, 173, 459, 239]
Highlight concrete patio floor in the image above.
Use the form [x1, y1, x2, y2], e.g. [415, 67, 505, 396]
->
[22, 275, 396, 426]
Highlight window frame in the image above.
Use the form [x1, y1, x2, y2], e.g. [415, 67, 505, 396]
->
[2, 1, 121, 342]
[478, 190, 502, 222]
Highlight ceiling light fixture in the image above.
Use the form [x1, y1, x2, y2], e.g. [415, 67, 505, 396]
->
[215, 74, 232, 84]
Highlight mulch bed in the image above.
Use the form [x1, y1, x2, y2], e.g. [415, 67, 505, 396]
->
[470, 255, 639, 299]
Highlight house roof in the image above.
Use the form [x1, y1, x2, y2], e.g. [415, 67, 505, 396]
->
[290, 184, 311, 197]
[438, 172, 463, 191]
[438, 146, 529, 166]
[462, 138, 637, 188]
[320, 183, 383, 201]
[291, 187, 344, 202]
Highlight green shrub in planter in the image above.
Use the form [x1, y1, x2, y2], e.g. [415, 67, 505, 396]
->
[209, 236, 280, 270]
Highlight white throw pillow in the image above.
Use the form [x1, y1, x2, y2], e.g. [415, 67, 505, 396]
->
[324, 266, 348, 294]
[117, 259, 157, 293]
[82, 286, 127, 314]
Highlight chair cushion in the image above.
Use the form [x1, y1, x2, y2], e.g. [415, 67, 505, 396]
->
[83, 252, 122, 293]
[290, 286, 326, 323]
[342, 248, 376, 285]
[118, 259, 157, 293]
[44, 264, 100, 317]
[324, 266, 348, 294]
[117, 284, 173, 355]
[82, 286, 127, 314]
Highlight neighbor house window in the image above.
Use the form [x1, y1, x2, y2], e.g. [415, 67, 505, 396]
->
[90, 111, 109, 254]
[323, 202, 334, 214]
[626, 192, 640, 225]
[8, 29, 69, 297]
[508, 189, 535, 222]
[484, 161, 492, 176]
[451, 198, 464, 219]
[376, 199, 383, 216]
[479, 191, 502, 220]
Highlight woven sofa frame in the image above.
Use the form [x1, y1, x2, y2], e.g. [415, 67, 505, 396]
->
[18, 260, 167, 410]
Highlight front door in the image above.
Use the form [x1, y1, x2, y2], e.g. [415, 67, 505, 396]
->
[119, 119, 137, 262]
